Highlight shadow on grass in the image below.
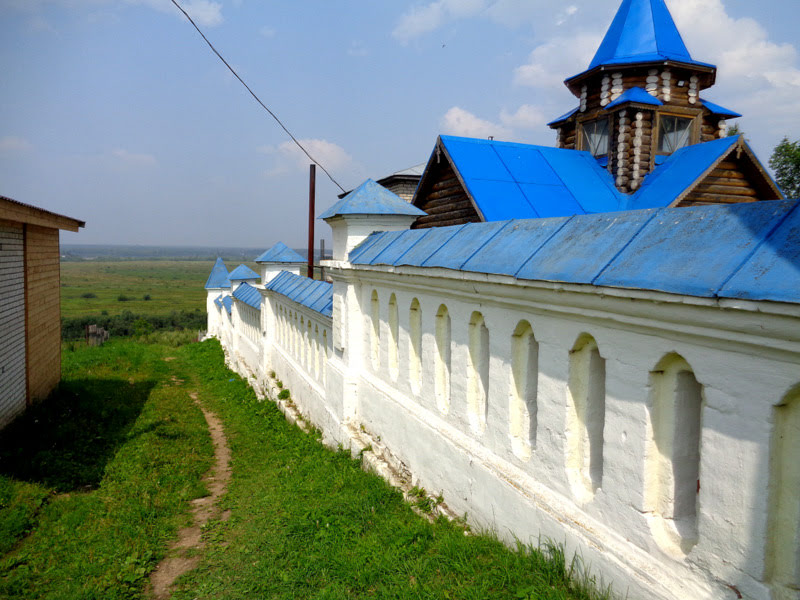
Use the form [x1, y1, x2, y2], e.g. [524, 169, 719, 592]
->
[0, 379, 154, 493]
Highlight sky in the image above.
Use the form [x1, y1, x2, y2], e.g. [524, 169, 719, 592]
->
[1, 0, 798, 249]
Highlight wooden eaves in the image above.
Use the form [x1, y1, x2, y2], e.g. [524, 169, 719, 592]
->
[0, 195, 85, 232]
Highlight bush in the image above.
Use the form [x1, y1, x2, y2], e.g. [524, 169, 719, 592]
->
[277, 389, 290, 400]
[143, 294, 152, 301]
[81, 292, 97, 299]
[61, 309, 207, 340]
[117, 295, 131, 302]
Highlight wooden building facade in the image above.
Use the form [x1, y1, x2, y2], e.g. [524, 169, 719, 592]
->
[410, 0, 783, 230]
[0, 196, 84, 429]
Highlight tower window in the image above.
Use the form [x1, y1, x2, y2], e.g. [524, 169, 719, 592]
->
[658, 116, 694, 154]
[581, 119, 610, 158]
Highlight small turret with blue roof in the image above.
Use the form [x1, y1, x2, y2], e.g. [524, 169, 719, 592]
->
[255, 241, 306, 284]
[319, 179, 425, 261]
[227, 264, 260, 293]
[204, 257, 230, 290]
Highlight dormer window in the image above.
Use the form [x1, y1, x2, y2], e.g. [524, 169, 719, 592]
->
[658, 115, 694, 154]
[581, 119, 610, 159]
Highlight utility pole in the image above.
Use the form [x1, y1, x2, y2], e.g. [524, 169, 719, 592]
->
[307, 164, 316, 278]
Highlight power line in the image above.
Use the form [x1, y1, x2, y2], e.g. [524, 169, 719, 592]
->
[169, 0, 347, 193]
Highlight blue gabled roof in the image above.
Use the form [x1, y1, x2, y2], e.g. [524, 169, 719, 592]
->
[582, 0, 715, 73]
[255, 241, 305, 264]
[700, 98, 741, 119]
[350, 200, 800, 304]
[265, 271, 333, 317]
[205, 257, 230, 289]
[439, 135, 625, 220]
[228, 264, 260, 281]
[213, 295, 223, 309]
[232, 282, 262, 310]
[605, 86, 663, 110]
[628, 135, 738, 209]
[318, 179, 426, 220]
[222, 296, 233, 315]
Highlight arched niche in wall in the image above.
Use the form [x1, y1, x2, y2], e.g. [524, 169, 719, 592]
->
[388, 294, 399, 381]
[645, 353, 703, 557]
[409, 298, 422, 395]
[468, 311, 490, 435]
[434, 304, 451, 415]
[369, 290, 380, 371]
[766, 384, 800, 598]
[566, 333, 606, 502]
[509, 320, 538, 462]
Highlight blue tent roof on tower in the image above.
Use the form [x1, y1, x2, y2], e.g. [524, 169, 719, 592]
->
[255, 242, 305, 263]
[574, 0, 715, 77]
[228, 264, 260, 281]
[204, 257, 230, 289]
[318, 179, 425, 220]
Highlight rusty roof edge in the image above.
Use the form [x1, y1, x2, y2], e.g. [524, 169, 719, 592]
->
[0, 195, 85, 229]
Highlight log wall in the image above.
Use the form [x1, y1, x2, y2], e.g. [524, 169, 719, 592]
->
[412, 161, 481, 229]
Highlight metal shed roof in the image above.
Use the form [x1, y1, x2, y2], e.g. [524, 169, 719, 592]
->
[350, 200, 800, 305]
[265, 271, 333, 317]
[222, 296, 233, 315]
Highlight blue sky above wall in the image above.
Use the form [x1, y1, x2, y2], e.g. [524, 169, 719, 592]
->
[0, 0, 797, 247]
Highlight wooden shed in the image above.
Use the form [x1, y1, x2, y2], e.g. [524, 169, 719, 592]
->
[0, 196, 84, 429]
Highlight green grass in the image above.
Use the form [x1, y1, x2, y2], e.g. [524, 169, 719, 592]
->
[172, 341, 611, 600]
[0, 339, 213, 599]
[0, 339, 610, 599]
[60, 260, 258, 319]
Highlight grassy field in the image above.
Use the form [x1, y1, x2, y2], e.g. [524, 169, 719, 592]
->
[0, 335, 212, 599]
[60, 260, 259, 319]
[0, 339, 608, 599]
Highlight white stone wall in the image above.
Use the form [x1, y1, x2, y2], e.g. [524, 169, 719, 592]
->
[210, 260, 800, 600]
[0, 223, 26, 429]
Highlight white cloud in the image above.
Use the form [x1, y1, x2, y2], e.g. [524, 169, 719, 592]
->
[259, 26, 275, 38]
[500, 104, 547, 130]
[513, 31, 601, 89]
[259, 139, 356, 177]
[111, 148, 157, 167]
[0, 136, 33, 156]
[348, 41, 368, 57]
[393, 0, 488, 43]
[441, 106, 513, 139]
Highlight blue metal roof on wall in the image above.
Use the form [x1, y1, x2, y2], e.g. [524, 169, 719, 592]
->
[228, 264, 260, 281]
[605, 86, 663, 110]
[349, 200, 800, 305]
[265, 271, 333, 317]
[318, 179, 426, 220]
[205, 257, 230, 289]
[222, 296, 233, 315]
[440, 136, 624, 220]
[232, 282, 262, 310]
[582, 0, 715, 74]
[213, 295, 223, 309]
[255, 241, 305, 264]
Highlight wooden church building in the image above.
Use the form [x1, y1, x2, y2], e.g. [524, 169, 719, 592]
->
[411, 0, 783, 229]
